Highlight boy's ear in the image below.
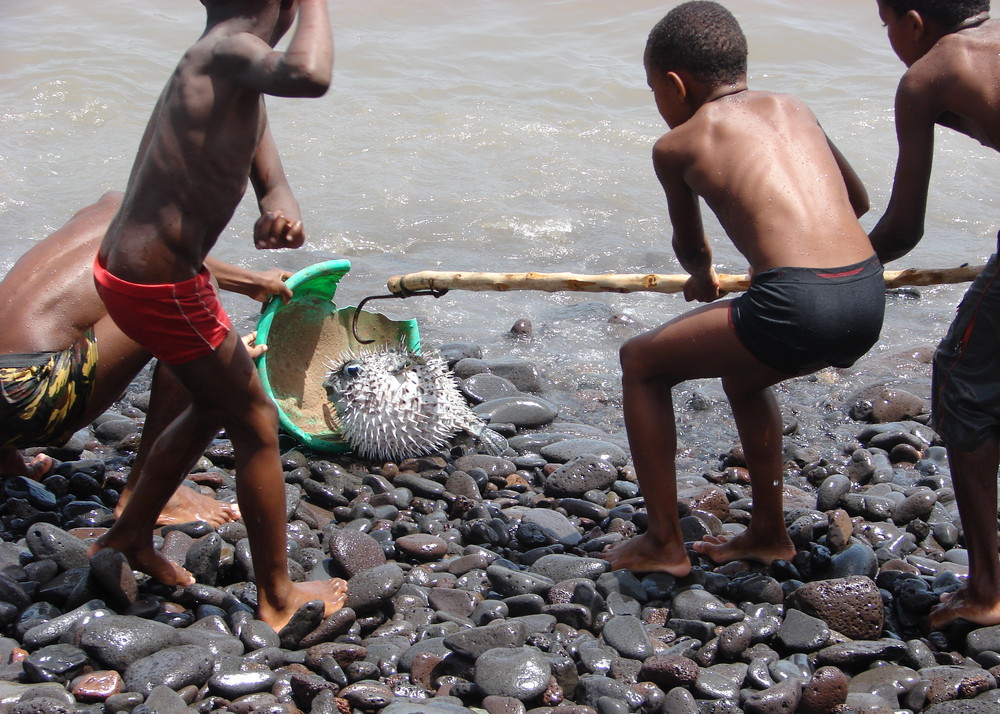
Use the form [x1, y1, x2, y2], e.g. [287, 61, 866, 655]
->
[666, 71, 688, 103]
[905, 9, 927, 40]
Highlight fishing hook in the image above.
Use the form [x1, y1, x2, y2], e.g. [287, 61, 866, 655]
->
[351, 288, 450, 344]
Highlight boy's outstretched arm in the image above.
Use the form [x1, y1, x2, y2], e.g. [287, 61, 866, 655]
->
[205, 257, 293, 304]
[869, 73, 938, 263]
[654, 142, 718, 303]
[216, 0, 333, 98]
[251, 120, 305, 250]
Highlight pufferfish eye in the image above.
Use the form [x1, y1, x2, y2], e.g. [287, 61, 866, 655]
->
[342, 362, 362, 378]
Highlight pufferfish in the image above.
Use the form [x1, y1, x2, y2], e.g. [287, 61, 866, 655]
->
[322, 343, 508, 462]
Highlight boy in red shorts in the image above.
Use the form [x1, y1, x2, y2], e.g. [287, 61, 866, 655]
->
[90, 0, 346, 631]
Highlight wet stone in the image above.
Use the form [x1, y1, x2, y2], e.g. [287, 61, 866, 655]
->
[460, 373, 521, 404]
[338, 680, 395, 710]
[344, 563, 405, 614]
[395, 533, 448, 561]
[540, 439, 628, 467]
[529, 553, 607, 582]
[22, 643, 90, 683]
[671, 587, 744, 625]
[742, 676, 803, 714]
[122, 644, 214, 696]
[24, 523, 89, 571]
[695, 662, 747, 700]
[207, 667, 278, 699]
[473, 395, 559, 428]
[77, 614, 182, 671]
[921, 665, 997, 705]
[543, 456, 619, 497]
[325, 528, 386, 578]
[601, 614, 653, 660]
[71, 670, 123, 702]
[775, 608, 831, 653]
[787, 575, 884, 640]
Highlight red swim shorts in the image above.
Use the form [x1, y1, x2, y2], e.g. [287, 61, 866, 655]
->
[93, 257, 232, 365]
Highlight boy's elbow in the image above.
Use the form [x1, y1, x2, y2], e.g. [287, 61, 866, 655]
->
[288, 67, 331, 97]
[873, 226, 923, 264]
[282, 54, 332, 96]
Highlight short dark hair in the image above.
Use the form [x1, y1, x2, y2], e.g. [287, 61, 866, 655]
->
[881, 0, 989, 29]
[646, 1, 747, 87]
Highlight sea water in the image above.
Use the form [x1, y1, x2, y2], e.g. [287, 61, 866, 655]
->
[2, 0, 998, 436]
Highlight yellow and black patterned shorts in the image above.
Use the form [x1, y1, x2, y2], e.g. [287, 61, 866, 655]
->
[0, 330, 99, 449]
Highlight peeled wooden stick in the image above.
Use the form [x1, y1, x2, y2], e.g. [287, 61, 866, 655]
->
[386, 264, 984, 296]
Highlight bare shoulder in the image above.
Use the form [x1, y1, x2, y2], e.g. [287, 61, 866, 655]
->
[746, 90, 816, 122]
[207, 30, 272, 71]
[906, 21, 1000, 89]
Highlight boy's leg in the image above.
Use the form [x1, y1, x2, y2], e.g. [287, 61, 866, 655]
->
[112, 330, 345, 631]
[601, 300, 790, 574]
[86, 316, 239, 526]
[929, 435, 1000, 628]
[692, 368, 797, 566]
[115, 361, 240, 526]
[87, 396, 216, 587]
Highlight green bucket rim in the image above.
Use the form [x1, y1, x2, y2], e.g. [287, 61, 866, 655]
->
[255, 259, 420, 453]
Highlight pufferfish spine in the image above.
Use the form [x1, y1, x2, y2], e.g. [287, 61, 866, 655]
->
[323, 343, 508, 462]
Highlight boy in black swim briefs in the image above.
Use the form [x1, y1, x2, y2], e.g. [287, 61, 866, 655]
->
[600, 1, 884, 577]
[731, 256, 884, 375]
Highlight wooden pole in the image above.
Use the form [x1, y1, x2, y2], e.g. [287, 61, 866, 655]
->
[386, 264, 984, 296]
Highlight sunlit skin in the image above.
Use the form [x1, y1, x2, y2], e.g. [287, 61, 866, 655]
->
[870, 0, 1000, 630]
[0, 192, 292, 527]
[88, 0, 348, 631]
[600, 18, 875, 576]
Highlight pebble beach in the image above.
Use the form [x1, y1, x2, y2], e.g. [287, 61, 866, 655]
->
[0, 300, 998, 714]
[5, 2, 1000, 712]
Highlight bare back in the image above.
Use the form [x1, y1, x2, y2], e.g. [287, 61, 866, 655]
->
[98, 0, 332, 285]
[0, 192, 122, 354]
[99, 35, 265, 285]
[658, 90, 873, 272]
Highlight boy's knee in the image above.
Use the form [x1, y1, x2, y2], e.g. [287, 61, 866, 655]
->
[620, 337, 676, 386]
[619, 336, 644, 371]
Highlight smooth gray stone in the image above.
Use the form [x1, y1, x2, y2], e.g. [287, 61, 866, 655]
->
[444, 620, 527, 659]
[474, 646, 551, 699]
[486, 564, 554, 598]
[528, 553, 607, 582]
[77, 615, 183, 671]
[24, 523, 89, 571]
[540, 439, 628, 467]
[601, 615, 653, 660]
[671, 588, 745, 625]
[22, 600, 108, 650]
[122, 644, 214, 696]
[473, 395, 559, 428]
[344, 563, 405, 614]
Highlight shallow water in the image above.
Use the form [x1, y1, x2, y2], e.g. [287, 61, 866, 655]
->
[1, 0, 997, 454]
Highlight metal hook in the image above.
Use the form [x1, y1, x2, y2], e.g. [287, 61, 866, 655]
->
[351, 288, 449, 344]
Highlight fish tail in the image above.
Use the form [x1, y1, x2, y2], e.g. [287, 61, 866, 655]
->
[470, 423, 509, 456]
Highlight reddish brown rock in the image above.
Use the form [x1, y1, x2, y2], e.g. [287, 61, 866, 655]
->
[72, 670, 124, 702]
[678, 485, 730, 521]
[787, 576, 884, 640]
[799, 666, 849, 714]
